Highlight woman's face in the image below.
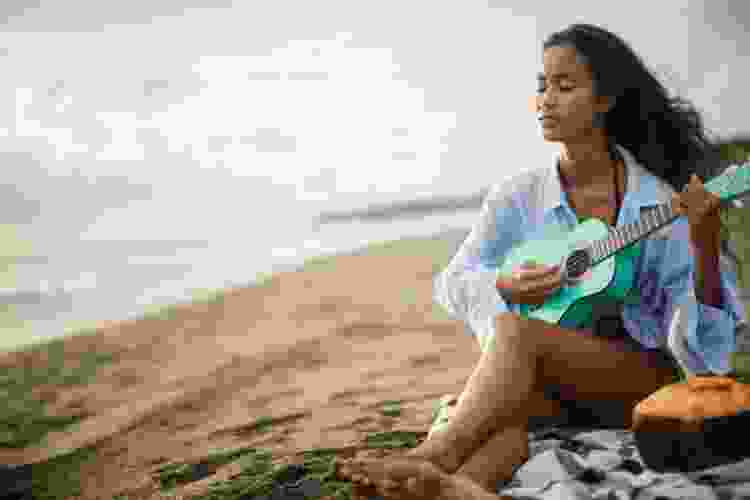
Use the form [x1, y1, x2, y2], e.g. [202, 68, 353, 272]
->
[536, 44, 610, 143]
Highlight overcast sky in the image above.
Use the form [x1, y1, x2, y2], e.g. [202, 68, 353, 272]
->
[0, 0, 748, 242]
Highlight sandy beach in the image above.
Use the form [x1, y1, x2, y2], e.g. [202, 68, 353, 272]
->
[2, 223, 749, 500]
[0, 229, 481, 499]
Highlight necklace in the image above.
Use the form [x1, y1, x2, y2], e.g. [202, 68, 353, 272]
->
[558, 146, 623, 226]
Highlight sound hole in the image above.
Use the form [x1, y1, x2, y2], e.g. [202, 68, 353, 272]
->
[565, 249, 591, 280]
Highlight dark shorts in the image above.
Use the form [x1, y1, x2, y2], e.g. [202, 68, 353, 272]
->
[528, 317, 683, 431]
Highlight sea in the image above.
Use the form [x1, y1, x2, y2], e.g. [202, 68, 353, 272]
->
[0, 190, 479, 353]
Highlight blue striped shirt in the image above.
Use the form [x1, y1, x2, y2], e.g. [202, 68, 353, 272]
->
[433, 144, 747, 376]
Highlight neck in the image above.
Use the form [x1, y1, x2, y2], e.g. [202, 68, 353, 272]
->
[558, 135, 616, 188]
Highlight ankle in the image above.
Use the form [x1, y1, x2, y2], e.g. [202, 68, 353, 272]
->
[437, 426, 481, 471]
[453, 471, 500, 495]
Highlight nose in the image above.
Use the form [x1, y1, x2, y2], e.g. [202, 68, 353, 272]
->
[536, 88, 557, 112]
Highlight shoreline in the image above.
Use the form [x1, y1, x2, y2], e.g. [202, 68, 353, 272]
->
[0, 226, 471, 356]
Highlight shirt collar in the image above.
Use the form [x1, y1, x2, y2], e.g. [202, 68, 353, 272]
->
[541, 143, 671, 217]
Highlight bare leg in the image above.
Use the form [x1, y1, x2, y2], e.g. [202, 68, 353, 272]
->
[429, 341, 564, 492]
[440, 359, 565, 492]
[341, 312, 676, 498]
[405, 313, 538, 473]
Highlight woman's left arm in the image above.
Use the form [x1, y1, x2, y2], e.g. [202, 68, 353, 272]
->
[671, 173, 726, 308]
[693, 232, 724, 308]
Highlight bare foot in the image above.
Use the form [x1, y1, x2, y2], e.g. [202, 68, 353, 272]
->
[406, 394, 476, 473]
[335, 458, 382, 500]
[338, 457, 500, 499]
[403, 433, 464, 474]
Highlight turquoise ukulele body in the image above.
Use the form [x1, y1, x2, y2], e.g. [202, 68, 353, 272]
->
[495, 161, 750, 330]
[496, 217, 639, 330]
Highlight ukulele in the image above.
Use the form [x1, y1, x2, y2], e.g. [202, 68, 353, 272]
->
[496, 162, 750, 329]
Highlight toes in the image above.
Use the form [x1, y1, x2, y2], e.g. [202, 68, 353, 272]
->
[406, 476, 422, 496]
[351, 472, 371, 486]
[350, 484, 371, 500]
[351, 480, 379, 500]
[379, 478, 401, 495]
[335, 458, 353, 478]
[379, 478, 402, 499]
[380, 478, 400, 490]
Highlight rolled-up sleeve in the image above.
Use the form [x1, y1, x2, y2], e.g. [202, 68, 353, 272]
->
[433, 182, 525, 345]
[641, 218, 747, 376]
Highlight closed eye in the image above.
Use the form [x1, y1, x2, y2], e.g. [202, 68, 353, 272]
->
[537, 85, 574, 93]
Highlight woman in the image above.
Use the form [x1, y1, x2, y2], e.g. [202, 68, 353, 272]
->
[338, 23, 747, 499]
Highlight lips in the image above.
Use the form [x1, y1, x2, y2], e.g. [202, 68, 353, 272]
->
[539, 116, 558, 128]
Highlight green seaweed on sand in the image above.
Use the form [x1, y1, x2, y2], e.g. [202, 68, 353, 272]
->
[248, 415, 275, 434]
[0, 335, 115, 449]
[182, 430, 425, 500]
[365, 430, 421, 449]
[20, 444, 100, 500]
[154, 445, 264, 493]
[175, 447, 345, 500]
[733, 352, 750, 384]
[379, 400, 402, 417]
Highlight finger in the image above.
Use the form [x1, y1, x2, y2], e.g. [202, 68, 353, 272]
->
[531, 285, 561, 303]
[539, 279, 563, 297]
[527, 286, 560, 305]
[539, 268, 563, 286]
[520, 264, 560, 280]
[709, 194, 721, 209]
[671, 193, 684, 215]
[520, 267, 561, 288]
[522, 277, 561, 299]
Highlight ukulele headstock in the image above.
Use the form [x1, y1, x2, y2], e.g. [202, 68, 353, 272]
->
[705, 161, 750, 206]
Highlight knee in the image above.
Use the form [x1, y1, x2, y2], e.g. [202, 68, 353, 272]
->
[494, 312, 546, 354]
[494, 312, 523, 333]
[493, 312, 528, 344]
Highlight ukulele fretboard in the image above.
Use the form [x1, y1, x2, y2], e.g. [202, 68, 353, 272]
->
[590, 202, 678, 264]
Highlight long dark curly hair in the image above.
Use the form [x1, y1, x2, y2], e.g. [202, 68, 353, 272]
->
[544, 23, 744, 274]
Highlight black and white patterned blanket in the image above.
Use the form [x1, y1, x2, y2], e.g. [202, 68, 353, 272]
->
[496, 426, 750, 500]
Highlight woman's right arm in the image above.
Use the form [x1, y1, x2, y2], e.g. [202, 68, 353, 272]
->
[433, 182, 525, 339]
